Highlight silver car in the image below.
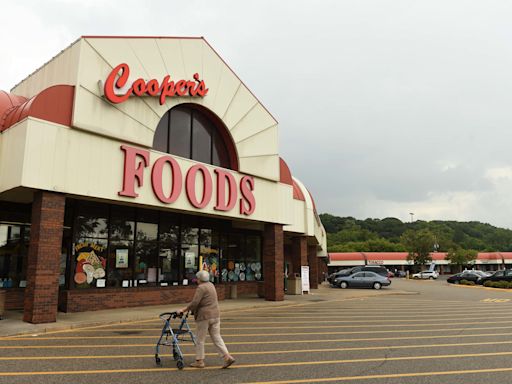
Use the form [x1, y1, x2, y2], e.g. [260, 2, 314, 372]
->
[334, 271, 391, 290]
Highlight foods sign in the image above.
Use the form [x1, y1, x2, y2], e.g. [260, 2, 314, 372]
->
[118, 145, 256, 216]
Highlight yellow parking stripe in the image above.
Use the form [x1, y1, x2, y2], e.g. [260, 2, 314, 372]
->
[122, 313, 512, 328]
[242, 367, 512, 384]
[3, 351, 512, 376]
[3, 331, 512, 348]
[8, 323, 512, 340]
[5, 339, 512, 360]
[55, 319, 512, 333]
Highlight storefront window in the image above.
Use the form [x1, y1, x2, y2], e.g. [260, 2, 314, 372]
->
[245, 235, 262, 281]
[0, 224, 28, 288]
[200, 229, 220, 283]
[135, 241, 158, 286]
[68, 200, 262, 289]
[152, 105, 233, 169]
[108, 240, 133, 287]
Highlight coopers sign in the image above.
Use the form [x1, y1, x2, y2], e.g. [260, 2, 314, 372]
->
[101, 63, 208, 105]
[118, 145, 256, 216]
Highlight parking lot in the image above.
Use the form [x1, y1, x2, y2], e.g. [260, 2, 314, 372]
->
[3, 279, 512, 383]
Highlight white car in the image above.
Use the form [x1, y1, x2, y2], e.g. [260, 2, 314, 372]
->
[412, 270, 439, 280]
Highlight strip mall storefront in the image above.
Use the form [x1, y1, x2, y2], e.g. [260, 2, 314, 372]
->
[0, 36, 327, 323]
[328, 252, 512, 274]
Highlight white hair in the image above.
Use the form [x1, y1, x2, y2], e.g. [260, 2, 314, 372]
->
[196, 270, 210, 282]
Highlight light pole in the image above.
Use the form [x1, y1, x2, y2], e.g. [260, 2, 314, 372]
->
[409, 212, 414, 223]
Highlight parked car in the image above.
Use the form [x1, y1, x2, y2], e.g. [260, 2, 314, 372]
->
[334, 271, 391, 290]
[412, 270, 439, 280]
[393, 270, 407, 278]
[447, 271, 483, 284]
[328, 266, 390, 284]
[477, 269, 512, 285]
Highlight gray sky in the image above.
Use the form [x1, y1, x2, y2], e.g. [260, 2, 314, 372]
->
[2, 0, 512, 227]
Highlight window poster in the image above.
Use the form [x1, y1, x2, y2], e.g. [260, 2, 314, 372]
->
[116, 249, 129, 268]
[74, 242, 106, 288]
[185, 252, 196, 268]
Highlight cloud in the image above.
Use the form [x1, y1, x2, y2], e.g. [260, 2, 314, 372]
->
[1, 1, 512, 228]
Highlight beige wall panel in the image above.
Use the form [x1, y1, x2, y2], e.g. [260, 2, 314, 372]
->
[81, 39, 163, 120]
[222, 85, 258, 129]
[73, 87, 155, 147]
[237, 128, 278, 158]
[179, 39, 205, 78]
[11, 40, 81, 97]
[238, 155, 279, 181]
[293, 177, 316, 237]
[231, 103, 277, 143]
[18, 122, 293, 225]
[197, 46, 230, 116]
[208, 66, 242, 119]
[284, 200, 307, 234]
[0, 121, 27, 193]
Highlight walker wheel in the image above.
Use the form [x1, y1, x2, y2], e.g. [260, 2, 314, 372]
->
[155, 355, 161, 366]
[177, 360, 184, 370]
[173, 351, 180, 361]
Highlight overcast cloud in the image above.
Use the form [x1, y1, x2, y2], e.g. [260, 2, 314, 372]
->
[1, 0, 512, 227]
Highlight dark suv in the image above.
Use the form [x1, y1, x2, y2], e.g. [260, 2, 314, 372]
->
[328, 266, 389, 284]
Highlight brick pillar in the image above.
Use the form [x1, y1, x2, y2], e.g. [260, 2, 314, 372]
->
[308, 245, 319, 289]
[291, 236, 307, 275]
[263, 223, 284, 301]
[23, 191, 65, 324]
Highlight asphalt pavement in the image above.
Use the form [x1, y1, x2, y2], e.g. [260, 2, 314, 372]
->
[2, 279, 512, 383]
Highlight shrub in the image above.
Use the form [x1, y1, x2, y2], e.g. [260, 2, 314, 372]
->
[483, 281, 493, 287]
[459, 279, 475, 286]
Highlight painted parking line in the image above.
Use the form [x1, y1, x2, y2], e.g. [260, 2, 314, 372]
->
[9, 323, 512, 341]
[60, 318, 512, 332]
[242, 367, 512, 384]
[6, 339, 512, 361]
[4, 350, 512, 376]
[4, 331, 512, 348]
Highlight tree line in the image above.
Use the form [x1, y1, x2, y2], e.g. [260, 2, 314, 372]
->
[321, 213, 512, 268]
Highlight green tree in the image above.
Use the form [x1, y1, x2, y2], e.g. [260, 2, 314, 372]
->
[401, 229, 436, 269]
[445, 249, 478, 272]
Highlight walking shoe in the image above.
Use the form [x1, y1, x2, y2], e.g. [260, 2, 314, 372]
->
[190, 361, 205, 368]
[222, 356, 235, 369]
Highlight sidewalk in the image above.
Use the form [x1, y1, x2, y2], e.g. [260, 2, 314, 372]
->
[0, 284, 416, 337]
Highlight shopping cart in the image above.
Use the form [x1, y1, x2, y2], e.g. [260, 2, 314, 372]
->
[155, 311, 196, 369]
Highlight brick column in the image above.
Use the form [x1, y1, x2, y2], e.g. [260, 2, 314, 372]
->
[263, 223, 284, 301]
[308, 245, 319, 289]
[291, 236, 308, 275]
[23, 191, 65, 324]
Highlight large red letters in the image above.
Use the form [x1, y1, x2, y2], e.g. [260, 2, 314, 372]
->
[104, 63, 208, 105]
[119, 145, 254, 216]
[118, 145, 150, 197]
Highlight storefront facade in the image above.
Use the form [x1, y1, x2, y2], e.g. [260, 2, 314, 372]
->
[328, 252, 512, 274]
[0, 36, 327, 323]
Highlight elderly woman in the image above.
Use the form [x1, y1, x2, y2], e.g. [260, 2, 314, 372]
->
[178, 270, 235, 369]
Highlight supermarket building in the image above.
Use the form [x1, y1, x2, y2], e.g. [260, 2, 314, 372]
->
[0, 36, 327, 323]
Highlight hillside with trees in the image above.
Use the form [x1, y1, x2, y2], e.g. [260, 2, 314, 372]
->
[321, 214, 512, 253]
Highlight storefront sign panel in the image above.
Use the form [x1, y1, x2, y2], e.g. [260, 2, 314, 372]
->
[118, 145, 256, 216]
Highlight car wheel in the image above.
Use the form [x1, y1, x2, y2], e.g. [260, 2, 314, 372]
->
[454, 280, 459, 284]
[429, 276, 434, 280]
[340, 282, 348, 289]
[373, 282, 382, 290]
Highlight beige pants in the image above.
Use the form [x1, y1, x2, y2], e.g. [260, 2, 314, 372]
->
[195, 317, 229, 360]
